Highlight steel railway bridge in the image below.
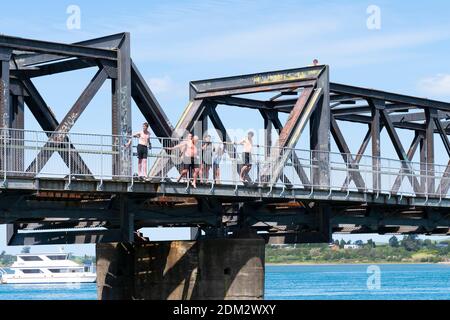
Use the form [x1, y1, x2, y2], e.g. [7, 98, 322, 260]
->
[0, 33, 450, 299]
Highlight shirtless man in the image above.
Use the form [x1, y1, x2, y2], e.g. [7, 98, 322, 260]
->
[167, 134, 200, 188]
[239, 131, 254, 183]
[126, 122, 151, 179]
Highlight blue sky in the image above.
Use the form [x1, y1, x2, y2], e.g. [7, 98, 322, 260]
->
[1, 0, 450, 255]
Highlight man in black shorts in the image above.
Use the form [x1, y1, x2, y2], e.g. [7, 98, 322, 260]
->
[166, 134, 200, 188]
[239, 131, 254, 183]
[126, 122, 151, 179]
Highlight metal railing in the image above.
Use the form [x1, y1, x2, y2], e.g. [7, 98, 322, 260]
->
[0, 128, 449, 199]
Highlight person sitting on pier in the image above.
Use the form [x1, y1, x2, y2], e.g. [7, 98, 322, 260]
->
[239, 131, 254, 183]
[166, 133, 200, 188]
[125, 122, 152, 180]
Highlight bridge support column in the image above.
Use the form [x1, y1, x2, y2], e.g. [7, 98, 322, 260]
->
[310, 66, 330, 189]
[96, 236, 265, 300]
[112, 32, 132, 177]
[0, 48, 11, 174]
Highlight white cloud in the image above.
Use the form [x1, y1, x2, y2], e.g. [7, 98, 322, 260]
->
[146, 76, 174, 94]
[418, 74, 450, 97]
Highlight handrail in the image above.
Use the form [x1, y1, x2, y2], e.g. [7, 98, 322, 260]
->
[0, 128, 448, 201]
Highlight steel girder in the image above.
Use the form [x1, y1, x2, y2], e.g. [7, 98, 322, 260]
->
[148, 65, 330, 186]
[0, 33, 174, 179]
[26, 67, 109, 174]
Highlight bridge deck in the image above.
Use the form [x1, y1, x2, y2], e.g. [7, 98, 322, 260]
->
[0, 130, 449, 245]
[0, 128, 448, 205]
[3, 176, 449, 208]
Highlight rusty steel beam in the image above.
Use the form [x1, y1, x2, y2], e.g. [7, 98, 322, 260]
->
[261, 86, 322, 184]
[332, 104, 414, 116]
[7, 229, 123, 245]
[389, 110, 450, 123]
[260, 109, 310, 186]
[0, 48, 12, 172]
[370, 99, 382, 191]
[190, 66, 324, 99]
[194, 80, 316, 99]
[335, 113, 450, 135]
[310, 68, 330, 189]
[14, 33, 125, 68]
[26, 67, 108, 174]
[112, 33, 132, 177]
[331, 82, 450, 111]
[210, 96, 268, 110]
[330, 94, 363, 103]
[262, 110, 273, 159]
[424, 109, 435, 194]
[11, 59, 96, 79]
[0, 34, 117, 61]
[0, 48, 12, 129]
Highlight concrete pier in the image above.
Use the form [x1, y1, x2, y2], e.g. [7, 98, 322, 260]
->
[96, 237, 265, 300]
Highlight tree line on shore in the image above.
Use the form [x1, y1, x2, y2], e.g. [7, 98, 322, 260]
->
[266, 235, 450, 264]
[1, 235, 449, 266]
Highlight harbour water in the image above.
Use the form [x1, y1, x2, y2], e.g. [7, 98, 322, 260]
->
[0, 264, 449, 300]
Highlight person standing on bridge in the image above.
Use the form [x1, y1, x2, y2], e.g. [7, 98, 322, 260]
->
[239, 131, 254, 183]
[200, 135, 213, 184]
[166, 133, 200, 188]
[125, 122, 152, 180]
[212, 142, 225, 184]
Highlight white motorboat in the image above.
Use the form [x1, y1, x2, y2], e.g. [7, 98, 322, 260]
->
[0, 252, 96, 284]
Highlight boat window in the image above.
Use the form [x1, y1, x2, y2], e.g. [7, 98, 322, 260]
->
[47, 255, 66, 260]
[21, 269, 43, 274]
[20, 256, 43, 261]
[48, 269, 63, 273]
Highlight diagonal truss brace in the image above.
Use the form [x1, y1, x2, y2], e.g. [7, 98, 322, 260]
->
[341, 125, 372, 190]
[380, 108, 421, 195]
[261, 86, 323, 185]
[148, 99, 208, 178]
[20, 78, 93, 176]
[330, 115, 366, 192]
[26, 67, 108, 174]
[390, 132, 422, 194]
[260, 109, 310, 187]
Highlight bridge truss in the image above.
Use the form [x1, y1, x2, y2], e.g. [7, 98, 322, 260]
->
[1, 33, 450, 246]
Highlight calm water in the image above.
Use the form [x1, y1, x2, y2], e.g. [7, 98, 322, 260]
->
[1, 264, 450, 300]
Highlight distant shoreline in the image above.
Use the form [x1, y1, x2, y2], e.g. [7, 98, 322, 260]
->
[266, 261, 450, 266]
